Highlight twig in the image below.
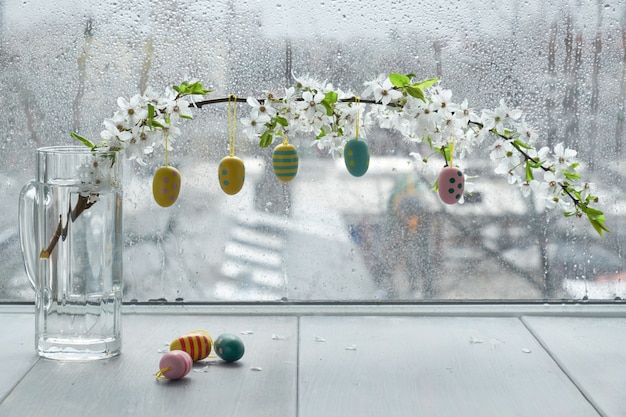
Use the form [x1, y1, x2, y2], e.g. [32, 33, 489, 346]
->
[192, 96, 378, 108]
[40, 194, 97, 259]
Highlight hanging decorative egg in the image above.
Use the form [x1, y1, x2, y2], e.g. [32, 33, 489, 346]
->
[344, 139, 370, 177]
[218, 156, 245, 195]
[169, 330, 213, 361]
[152, 166, 181, 207]
[438, 166, 465, 204]
[272, 143, 299, 182]
[214, 333, 245, 363]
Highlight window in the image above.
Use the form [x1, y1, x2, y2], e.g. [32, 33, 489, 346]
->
[1, 0, 624, 302]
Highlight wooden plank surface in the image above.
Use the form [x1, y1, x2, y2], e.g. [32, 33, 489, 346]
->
[298, 316, 600, 417]
[523, 316, 626, 417]
[0, 313, 37, 402]
[0, 314, 298, 417]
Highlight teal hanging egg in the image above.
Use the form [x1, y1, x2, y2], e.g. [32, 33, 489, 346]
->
[344, 139, 370, 177]
[272, 143, 299, 182]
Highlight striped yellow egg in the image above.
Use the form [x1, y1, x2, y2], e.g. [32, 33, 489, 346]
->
[152, 166, 181, 207]
[272, 143, 299, 182]
[170, 330, 213, 361]
[218, 156, 245, 195]
[344, 139, 370, 177]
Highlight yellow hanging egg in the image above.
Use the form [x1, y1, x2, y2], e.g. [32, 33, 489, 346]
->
[272, 143, 299, 182]
[170, 330, 213, 361]
[152, 166, 181, 207]
[218, 156, 245, 195]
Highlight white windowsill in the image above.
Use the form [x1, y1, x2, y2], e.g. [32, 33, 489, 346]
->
[0, 303, 624, 417]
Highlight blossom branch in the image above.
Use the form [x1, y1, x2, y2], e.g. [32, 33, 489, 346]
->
[235, 73, 608, 235]
[70, 77, 608, 236]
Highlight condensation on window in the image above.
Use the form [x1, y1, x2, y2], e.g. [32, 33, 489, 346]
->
[0, 0, 624, 302]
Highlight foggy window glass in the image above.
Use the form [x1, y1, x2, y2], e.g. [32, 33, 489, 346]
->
[1, 0, 624, 302]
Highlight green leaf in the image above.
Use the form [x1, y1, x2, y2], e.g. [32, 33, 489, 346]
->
[513, 139, 533, 150]
[150, 119, 165, 129]
[189, 82, 211, 95]
[525, 162, 534, 182]
[581, 205, 604, 217]
[563, 170, 581, 181]
[148, 103, 155, 122]
[406, 85, 425, 101]
[389, 73, 410, 87]
[322, 91, 338, 105]
[172, 81, 211, 96]
[319, 91, 338, 116]
[321, 101, 334, 116]
[260, 131, 273, 148]
[276, 116, 289, 127]
[71, 132, 95, 149]
[413, 78, 438, 91]
[589, 214, 610, 236]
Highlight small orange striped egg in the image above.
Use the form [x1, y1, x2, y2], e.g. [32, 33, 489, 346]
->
[272, 143, 299, 182]
[218, 156, 245, 195]
[170, 330, 213, 361]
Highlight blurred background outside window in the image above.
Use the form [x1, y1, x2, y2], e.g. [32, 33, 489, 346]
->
[1, 0, 624, 302]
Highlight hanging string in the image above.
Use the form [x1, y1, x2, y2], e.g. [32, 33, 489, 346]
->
[354, 96, 361, 140]
[164, 128, 170, 166]
[449, 137, 455, 167]
[228, 94, 237, 157]
[282, 133, 289, 146]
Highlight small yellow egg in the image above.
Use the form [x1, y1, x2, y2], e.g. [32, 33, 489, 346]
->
[152, 166, 181, 207]
[218, 156, 245, 195]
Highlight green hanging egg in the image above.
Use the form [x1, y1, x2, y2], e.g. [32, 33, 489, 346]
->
[344, 139, 370, 177]
[218, 156, 245, 195]
[152, 166, 181, 207]
[272, 143, 299, 182]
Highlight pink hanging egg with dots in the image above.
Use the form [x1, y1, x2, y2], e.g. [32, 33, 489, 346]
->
[156, 350, 193, 380]
[153, 166, 181, 207]
[438, 166, 465, 204]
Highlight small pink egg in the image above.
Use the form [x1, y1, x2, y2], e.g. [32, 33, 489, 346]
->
[157, 350, 193, 380]
[438, 166, 465, 204]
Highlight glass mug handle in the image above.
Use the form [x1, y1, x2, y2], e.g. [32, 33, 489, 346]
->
[18, 180, 38, 291]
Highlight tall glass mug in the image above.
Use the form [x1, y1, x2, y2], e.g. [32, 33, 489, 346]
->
[19, 146, 123, 360]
